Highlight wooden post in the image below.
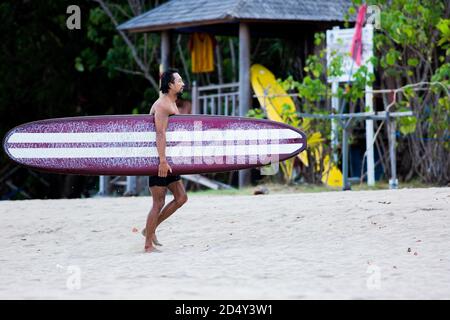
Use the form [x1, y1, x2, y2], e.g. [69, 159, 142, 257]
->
[365, 25, 375, 186]
[161, 30, 171, 73]
[331, 81, 339, 163]
[238, 22, 251, 188]
[388, 117, 398, 189]
[192, 81, 198, 114]
[238, 23, 251, 117]
[342, 125, 351, 191]
[125, 176, 137, 196]
[98, 175, 110, 196]
[330, 26, 340, 165]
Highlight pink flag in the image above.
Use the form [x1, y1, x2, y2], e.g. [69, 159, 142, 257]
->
[350, 4, 367, 66]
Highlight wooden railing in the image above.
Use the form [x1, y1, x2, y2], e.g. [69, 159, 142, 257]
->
[192, 81, 239, 116]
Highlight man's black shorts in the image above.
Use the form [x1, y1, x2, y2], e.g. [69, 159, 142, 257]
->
[148, 175, 181, 187]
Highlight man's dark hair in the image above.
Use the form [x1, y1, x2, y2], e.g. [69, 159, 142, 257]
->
[160, 68, 179, 94]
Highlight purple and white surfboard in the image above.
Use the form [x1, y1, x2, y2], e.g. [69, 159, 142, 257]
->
[2, 115, 307, 176]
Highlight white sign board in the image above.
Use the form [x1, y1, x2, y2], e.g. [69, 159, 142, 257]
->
[326, 25, 374, 83]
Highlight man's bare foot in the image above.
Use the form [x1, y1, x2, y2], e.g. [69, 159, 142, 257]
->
[152, 234, 162, 246]
[144, 244, 162, 253]
[142, 228, 162, 246]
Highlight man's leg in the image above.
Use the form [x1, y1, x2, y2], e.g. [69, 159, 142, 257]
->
[144, 185, 166, 253]
[142, 180, 187, 240]
[157, 180, 188, 227]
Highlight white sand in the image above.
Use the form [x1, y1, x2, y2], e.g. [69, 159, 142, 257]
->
[0, 187, 449, 300]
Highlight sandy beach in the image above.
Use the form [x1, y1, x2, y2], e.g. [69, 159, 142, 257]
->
[0, 187, 449, 299]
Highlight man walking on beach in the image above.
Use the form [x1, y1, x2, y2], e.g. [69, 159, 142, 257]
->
[143, 69, 188, 253]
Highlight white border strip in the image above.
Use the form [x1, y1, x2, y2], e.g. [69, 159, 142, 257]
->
[9, 144, 303, 159]
[7, 129, 301, 143]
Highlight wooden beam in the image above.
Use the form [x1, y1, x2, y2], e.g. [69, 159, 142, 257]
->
[181, 174, 234, 190]
[159, 30, 172, 100]
[238, 22, 251, 188]
[238, 22, 251, 117]
[161, 30, 171, 72]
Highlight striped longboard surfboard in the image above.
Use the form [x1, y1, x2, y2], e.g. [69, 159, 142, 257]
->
[2, 115, 307, 176]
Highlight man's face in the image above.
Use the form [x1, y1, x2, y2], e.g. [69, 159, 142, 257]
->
[170, 73, 184, 97]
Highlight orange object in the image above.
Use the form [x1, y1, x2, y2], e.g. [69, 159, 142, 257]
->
[188, 33, 215, 73]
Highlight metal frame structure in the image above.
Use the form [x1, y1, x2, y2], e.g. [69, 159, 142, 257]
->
[296, 110, 413, 190]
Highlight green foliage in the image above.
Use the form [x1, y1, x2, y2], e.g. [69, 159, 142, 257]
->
[75, 57, 85, 72]
[385, 49, 400, 66]
[0, 0, 159, 198]
[327, 52, 345, 79]
[397, 107, 417, 135]
[437, 18, 450, 56]
[246, 108, 265, 119]
[314, 33, 326, 46]
[351, 0, 450, 184]
[273, 0, 449, 184]
[75, 48, 99, 72]
[87, 7, 114, 45]
[432, 63, 450, 83]
[407, 58, 419, 67]
[279, 53, 327, 112]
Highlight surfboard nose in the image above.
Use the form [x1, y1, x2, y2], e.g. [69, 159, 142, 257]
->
[2, 129, 17, 161]
[287, 127, 307, 155]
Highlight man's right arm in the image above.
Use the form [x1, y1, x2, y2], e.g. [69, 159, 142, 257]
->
[154, 104, 172, 177]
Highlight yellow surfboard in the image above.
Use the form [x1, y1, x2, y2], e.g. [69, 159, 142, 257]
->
[250, 64, 343, 187]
